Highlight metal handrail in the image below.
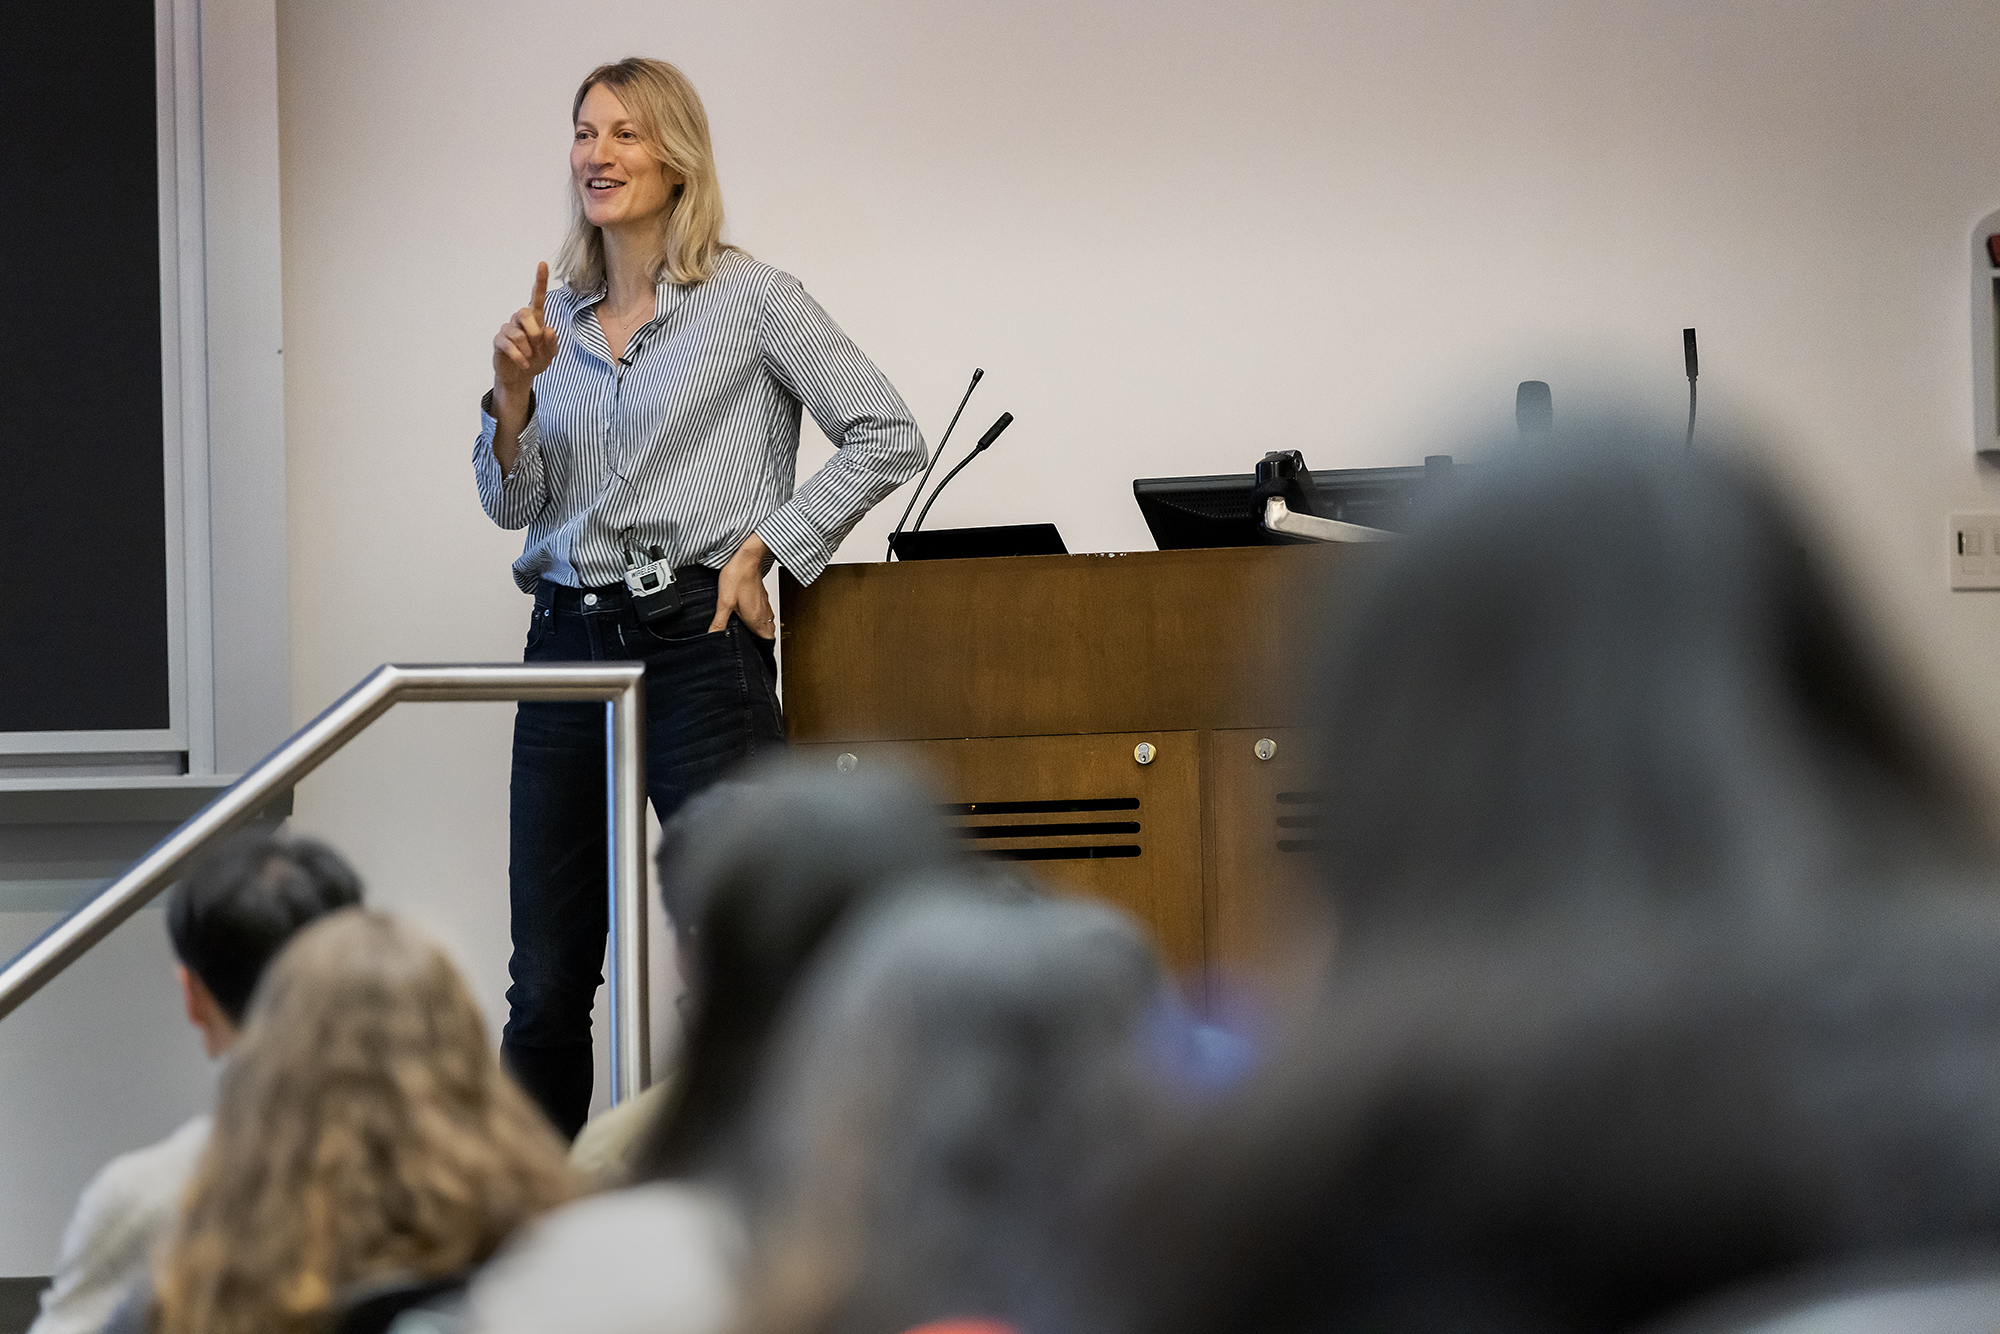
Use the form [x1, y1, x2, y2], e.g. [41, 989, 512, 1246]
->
[0, 663, 653, 1103]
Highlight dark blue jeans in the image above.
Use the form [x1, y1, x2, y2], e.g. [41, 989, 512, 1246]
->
[503, 569, 784, 1137]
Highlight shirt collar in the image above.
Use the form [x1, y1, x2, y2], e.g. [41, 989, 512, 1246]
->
[560, 276, 683, 368]
[563, 275, 683, 322]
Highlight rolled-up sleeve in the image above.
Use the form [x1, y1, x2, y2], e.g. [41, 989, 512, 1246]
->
[473, 392, 550, 531]
[753, 275, 926, 583]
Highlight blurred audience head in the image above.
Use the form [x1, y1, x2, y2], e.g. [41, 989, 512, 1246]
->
[1311, 432, 1983, 946]
[633, 758, 963, 1183]
[165, 829, 364, 1055]
[153, 909, 576, 1334]
[1084, 429, 2000, 1334]
[1099, 889, 2000, 1334]
[747, 886, 1170, 1334]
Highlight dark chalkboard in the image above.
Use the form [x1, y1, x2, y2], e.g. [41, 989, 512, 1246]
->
[0, 2, 173, 733]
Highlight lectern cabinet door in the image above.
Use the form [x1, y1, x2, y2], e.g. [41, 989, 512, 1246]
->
[793, 733, 1204, 975]
[1205, 727, 1320, 975]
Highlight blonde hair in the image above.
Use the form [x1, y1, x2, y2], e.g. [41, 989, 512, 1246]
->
[153, 910, 580, 1334]
[554, 57, 737, 289]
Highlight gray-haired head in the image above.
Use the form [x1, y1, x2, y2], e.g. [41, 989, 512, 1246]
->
[635, 759, 966, 1183]
[654, 761, 961, 948]
[745, 886, 1170, 1334]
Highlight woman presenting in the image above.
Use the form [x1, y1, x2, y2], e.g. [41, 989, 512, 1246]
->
[474, 57, 925, 1136]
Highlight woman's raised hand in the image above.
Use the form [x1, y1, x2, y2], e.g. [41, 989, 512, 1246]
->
[488, 262, 558, 467]
[493, 262, 559, 396]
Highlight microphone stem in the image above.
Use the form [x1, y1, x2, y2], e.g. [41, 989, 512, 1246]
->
[910, 446, 984, 537]
[1686, 377, 1697, 450]
[889, 369, 981, 558]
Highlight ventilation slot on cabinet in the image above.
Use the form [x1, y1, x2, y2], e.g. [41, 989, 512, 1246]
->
[960, 821, 1141, 840]
[1275, 790, 1322, 855]
[949, 797, 1144, 862]
[989, 845, 1142, 862]
[944, 798, 1140, 815]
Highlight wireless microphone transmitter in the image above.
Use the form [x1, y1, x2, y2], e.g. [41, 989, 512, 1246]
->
[623, 544, 680, 625]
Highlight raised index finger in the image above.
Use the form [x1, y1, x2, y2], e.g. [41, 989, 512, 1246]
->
[529, 261, 549, 315]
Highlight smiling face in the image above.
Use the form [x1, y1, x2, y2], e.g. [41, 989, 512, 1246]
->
[570, 83, 681, 234]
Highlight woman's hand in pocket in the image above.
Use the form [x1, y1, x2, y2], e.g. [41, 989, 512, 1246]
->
[712, 533, 776, 639]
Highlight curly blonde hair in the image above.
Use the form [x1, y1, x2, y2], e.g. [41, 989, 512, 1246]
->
[153, 910, 579, 1334]
[554, 57, 738, 290]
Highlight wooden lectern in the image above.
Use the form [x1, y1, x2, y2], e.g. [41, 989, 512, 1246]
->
[778, 545, 1371, 982]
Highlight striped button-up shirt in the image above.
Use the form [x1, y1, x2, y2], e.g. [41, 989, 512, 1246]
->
[474, 249, 926, 591]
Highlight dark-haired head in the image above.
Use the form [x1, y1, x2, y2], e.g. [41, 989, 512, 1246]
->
[166, 830, 365, 1023]
[1312, 429, 1986, 947]
[631, 760, 962, 1183]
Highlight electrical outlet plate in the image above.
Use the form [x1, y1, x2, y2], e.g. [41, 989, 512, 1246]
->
[1949, 513, 2000, 589]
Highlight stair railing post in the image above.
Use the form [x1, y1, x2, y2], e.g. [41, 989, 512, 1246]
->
[606, 673, 649, 1103]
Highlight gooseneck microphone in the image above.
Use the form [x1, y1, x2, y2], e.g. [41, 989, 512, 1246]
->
[908, 412, 1014, 537]
[888, 368, 983, 558]
[1683, 327, 1700, 449]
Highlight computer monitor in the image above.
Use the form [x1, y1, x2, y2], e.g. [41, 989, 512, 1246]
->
[1132, 459, 1448, 551]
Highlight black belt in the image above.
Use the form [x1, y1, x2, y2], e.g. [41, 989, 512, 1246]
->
[533, 567, 716, 613]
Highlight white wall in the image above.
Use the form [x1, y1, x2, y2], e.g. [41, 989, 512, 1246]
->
[0, 909, 218, 1273]
[13, 0, 1999, 1277]
[275, 0, 2000, 1145]
[278, 0, 2000, 725]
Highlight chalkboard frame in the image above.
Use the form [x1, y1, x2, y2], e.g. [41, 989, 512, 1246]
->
[0, 0, 212, 772]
